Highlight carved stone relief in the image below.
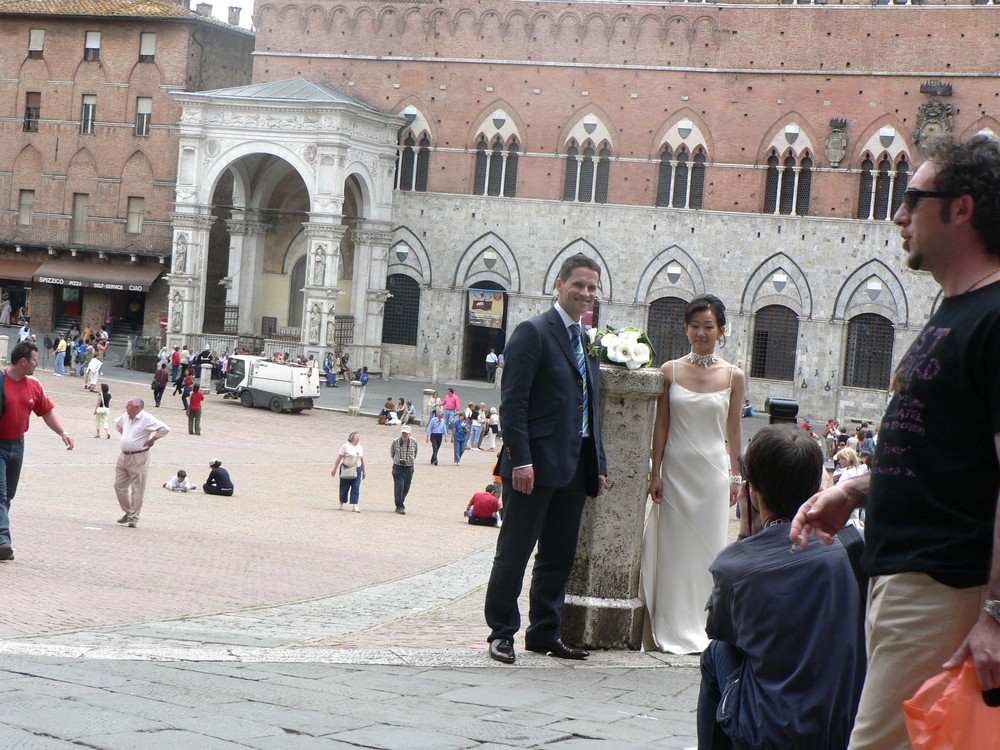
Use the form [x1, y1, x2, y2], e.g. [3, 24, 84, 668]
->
[913, 100, 955, 153]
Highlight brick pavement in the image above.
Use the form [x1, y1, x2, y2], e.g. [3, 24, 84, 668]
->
[4, 368, 504, 639]
[0, 364, 711, 748]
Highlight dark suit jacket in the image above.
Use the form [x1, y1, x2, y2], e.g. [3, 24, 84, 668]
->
[498, 306, 607, 496]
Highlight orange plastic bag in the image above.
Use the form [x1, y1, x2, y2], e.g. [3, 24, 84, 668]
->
[904, 661, 1000, 750]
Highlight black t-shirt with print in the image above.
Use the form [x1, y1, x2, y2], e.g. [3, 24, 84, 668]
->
[865, 281, 1000, 588]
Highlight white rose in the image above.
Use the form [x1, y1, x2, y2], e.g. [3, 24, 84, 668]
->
[629, 343, 651, 369]
[586, 327, 599, 345]
[619, 329, 640, 345]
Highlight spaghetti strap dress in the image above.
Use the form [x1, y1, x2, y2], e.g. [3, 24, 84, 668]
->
[640, 362, 733, 653]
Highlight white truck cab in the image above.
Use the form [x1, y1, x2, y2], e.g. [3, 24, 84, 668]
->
[217, 355, 321, 413]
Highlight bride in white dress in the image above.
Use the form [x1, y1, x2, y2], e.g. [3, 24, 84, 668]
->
[641, 294, 745, 654]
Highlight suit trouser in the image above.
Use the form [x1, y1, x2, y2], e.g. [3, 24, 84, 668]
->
[115, 451, 151, 519]
[484, 451, 589, 644]
[848, 572, 983, 750]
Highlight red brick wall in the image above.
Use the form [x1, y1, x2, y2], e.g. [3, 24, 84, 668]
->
[252, 1, 998, 217]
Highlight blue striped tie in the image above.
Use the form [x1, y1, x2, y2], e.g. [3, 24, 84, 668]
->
[570, 324, 590, 437]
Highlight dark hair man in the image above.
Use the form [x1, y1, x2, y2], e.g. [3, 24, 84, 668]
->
[791, 135, 1000, 748]
[0, 341, 75, 561]
[699, 426, 865, 750]
[484, 253, 608, 664]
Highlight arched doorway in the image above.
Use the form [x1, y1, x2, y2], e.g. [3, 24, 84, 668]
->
[462, 281, 507, 380]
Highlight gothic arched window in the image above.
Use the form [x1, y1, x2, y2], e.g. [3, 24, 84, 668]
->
[750, 305, 799, 381]
[844, 313, 894, 390]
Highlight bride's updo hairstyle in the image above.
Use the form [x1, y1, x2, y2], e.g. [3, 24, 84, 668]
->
[684, 294, 727, 346]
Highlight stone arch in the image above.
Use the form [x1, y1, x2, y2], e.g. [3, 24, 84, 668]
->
[468, 99, 526, 148]
[831, 259, 908, 325]
[855, 116, 913, 164]
[558, 106, 618, 152]
[243, 154, 311, 212]
[651, 109, 713, 158]
[393, 96, 435, 142]
[454, 232, 520, 292]
[581, 12, 610, 43]
[634, 244, 705, 304]
[343, 161, 376, 217]
[542, 239, 612, 299]
[389, 226, 431, 286]
[740, 252, 813, 318]
[281, 228, 308, 274]
[959, 115, 1000, 141]
[200, 143, 314, 209]
[757, 113, 818, 164]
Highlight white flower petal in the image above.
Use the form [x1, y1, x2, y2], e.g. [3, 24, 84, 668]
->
[601, 333, 620, 349]
[586, 327, 598, 344]
[631, 343, 651, 365]
[620, 330, 640, 344]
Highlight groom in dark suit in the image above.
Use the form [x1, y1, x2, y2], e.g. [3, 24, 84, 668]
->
[485, 253, 609, 664]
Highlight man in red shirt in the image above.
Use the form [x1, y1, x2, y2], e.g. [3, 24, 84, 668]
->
[466, 484, 502, 526]
[0, 341, 75, 561]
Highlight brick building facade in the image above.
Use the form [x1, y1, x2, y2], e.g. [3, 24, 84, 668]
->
[233, 0, 1000, 420]
[0, 0, 252, 340]
[160, 0, 995, 421]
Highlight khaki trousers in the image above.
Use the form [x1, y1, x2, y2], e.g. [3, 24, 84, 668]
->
[848, 572, 984, 750]
[115, 450, 151, 519]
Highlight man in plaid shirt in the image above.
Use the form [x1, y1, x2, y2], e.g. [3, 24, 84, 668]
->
[390, 426, 418, 515]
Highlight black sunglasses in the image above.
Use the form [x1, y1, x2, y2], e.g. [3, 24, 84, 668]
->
[902, 189, 955, 211]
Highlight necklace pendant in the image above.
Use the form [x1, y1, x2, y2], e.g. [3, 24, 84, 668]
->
[687, 351, 718, 368]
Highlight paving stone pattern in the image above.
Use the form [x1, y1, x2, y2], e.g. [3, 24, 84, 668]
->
[0, 364, 703, 748]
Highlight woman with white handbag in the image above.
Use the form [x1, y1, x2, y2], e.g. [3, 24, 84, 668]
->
[331, 431, 366, 512]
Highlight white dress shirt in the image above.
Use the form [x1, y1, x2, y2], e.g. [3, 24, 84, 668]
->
[116, 409, 170, 453]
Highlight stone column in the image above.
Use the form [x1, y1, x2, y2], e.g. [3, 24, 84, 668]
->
[561, 365, 664, 650]
[351, 224, 393, 370]
[421, 388, 435, 425]
[225, 218, 269, 335]
[348, 379, 364, 417]
[167, 211, 215, 345]
[302, 223, 347, 361]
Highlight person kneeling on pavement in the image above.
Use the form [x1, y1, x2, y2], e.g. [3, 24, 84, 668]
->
[465, 484, 503, 526]
[203, 459, 234, 497]
[163, 469, 195, 493]
[698, 425, 865, 750]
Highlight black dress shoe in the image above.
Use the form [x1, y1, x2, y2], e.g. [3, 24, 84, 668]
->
[489, 638, 515, 664]
[525, 638, 589, 660]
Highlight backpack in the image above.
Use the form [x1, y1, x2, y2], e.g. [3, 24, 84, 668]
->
[360, 371, 368, 385]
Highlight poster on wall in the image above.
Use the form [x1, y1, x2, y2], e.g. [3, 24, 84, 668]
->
[468, 289, 505, 329]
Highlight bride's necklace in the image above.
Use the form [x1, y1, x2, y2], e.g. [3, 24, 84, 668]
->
[687, 350, 718, 368]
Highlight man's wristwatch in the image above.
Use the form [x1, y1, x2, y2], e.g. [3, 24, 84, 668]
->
[984, 599, 1000, 625]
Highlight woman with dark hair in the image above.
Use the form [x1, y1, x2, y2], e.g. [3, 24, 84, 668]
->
[331, 431, 365, 512]
[94, 383, 112, 439]
[641, 294, 746, 654]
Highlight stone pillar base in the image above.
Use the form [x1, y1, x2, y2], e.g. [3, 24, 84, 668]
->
[348, 380, 363, 417]
[561, 594, 644, 651]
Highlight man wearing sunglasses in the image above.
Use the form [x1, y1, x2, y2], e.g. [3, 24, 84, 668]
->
[791, 135, 1000, 749]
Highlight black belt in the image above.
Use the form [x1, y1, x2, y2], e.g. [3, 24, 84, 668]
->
[394, 463, 413, 467]
[122, 448, 150, 455]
